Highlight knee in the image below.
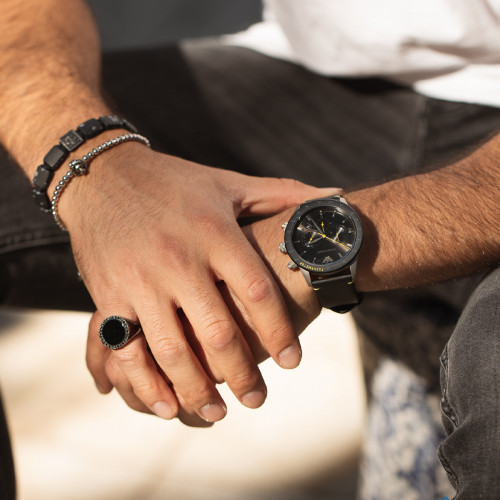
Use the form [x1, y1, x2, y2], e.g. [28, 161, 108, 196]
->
[438, 268, 500, 498]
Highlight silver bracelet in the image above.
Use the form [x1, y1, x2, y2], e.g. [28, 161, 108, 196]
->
[51, 133, 151, 231]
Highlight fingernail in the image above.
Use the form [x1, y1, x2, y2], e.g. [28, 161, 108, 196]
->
[241, 390, 267, 409]
[152, 401, 175, 420]
[200, 403, 227, 423]
[279, 346, 302, 369]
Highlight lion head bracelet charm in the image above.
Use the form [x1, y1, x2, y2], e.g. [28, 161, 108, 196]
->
[99, 315, 143, 350]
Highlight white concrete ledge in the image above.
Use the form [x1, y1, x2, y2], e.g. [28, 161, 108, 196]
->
[0, 308, 365, 500]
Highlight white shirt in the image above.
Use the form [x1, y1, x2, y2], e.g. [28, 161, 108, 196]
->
[225, 0, 500, 107]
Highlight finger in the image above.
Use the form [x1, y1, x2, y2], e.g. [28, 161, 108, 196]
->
[86, 310, 113, 394]
[105, 355, 153, 415]
[137, 300, 228, 423]
[216, 282, 270, 364]
[157, 365, 214, 428]
[179, 274, 268, 410]
[177, 310, 220, 382]
[108, 347, 212, 427]
[176, 407, 214, 428]
[213, 232, 302, 370]
[238, 177, 344, 216]
[110, 334, 179, 420]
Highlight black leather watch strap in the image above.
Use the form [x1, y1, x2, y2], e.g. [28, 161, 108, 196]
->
[311, 271, 362, 313]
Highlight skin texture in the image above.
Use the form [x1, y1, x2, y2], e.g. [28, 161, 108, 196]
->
[86, 208, 323, 426]
[348, 146, 500, 292]
[0, 0, 339, 423]
[88, 141, 500, 425]
[1, 1, 499, 426]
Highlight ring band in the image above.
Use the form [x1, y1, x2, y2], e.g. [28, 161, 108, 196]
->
[99, 316, 142, 350]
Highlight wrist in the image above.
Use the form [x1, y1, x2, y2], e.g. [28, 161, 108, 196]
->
[32, 115, 140, 212]
[56, 135, 153, 233]
[4, 100, 111, 176]
[243, 209, 321, 334]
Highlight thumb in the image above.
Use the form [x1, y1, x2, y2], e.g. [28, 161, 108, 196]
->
[238, 177, 343, 216]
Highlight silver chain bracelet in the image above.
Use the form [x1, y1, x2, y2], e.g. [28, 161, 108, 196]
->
[51, 133, 150, 231]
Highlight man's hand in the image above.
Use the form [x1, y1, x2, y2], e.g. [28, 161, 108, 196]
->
[76, 143, 339, 422]
[86, 207, 326, 427]
[0, 0, 340, 424]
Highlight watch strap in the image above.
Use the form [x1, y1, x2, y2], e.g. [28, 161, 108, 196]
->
[311, 270, 362, 313]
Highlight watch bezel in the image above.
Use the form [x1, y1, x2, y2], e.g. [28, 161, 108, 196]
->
[284, 197, 363, 275]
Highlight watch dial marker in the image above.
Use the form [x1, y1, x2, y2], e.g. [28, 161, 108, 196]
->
[291, 207, 356, 266]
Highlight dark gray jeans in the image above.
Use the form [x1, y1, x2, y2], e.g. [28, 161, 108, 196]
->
[439, 268, 500, 497]
[0, 42, 499, 499]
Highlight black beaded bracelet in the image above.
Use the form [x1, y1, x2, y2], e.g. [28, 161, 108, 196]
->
[32, 115, 138, 212]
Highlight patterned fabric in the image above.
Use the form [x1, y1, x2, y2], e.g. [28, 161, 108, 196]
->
[358, 357, 455, 500]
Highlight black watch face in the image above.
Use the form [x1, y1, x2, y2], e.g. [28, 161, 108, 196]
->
[285, 198, 363, 274]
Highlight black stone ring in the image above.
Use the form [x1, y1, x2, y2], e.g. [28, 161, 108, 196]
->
[99, 316, 142, 350]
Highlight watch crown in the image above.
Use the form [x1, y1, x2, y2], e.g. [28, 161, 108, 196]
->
[288, 261, 298, 270]
[281, 222, 288, 230]
[279, 242, 287, 254]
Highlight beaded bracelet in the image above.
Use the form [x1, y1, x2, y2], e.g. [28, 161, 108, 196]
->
[51, 133, 151, 231]
[32, 115, 138, 212]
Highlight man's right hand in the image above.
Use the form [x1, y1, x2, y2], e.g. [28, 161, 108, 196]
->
[75, 142, 335, 422]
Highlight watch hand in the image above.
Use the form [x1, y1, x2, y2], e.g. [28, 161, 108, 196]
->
[325, 235, 350, 250]
[308, 230, 324, 244]
[305, 215, 323, 234]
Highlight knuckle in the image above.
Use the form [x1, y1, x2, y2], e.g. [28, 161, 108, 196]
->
[204, 318, 238, 352]
[133, 379, 161, 400]
[153, 337, 189, 366]
[113, 347, 142, 368]
[227, 367, 260, 389]
[181, 380, 216, 406]
[266, 321, 294, 347]
[245, 273, 274, 304]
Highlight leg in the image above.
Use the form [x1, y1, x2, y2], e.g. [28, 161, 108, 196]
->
[102, 42, 431, 186]
[439, 267, 500, 498]
[2, 42, 500, 497]
[0, 145, 93, 311]
[3, 41, 499, 312]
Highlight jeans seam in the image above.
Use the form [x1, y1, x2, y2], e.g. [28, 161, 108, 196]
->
[438, 443, 459, 491]
[440, 345, 461, 428]
[439, 343, 460, 492]
[0, 231, 69, 256]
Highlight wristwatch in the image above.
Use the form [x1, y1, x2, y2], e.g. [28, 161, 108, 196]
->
[280, 195, 363, 313]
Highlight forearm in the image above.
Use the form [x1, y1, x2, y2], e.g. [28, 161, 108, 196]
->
[242, 135, 500, 339]
[347, 134, 500, 291]
[0, 0, 110, 173]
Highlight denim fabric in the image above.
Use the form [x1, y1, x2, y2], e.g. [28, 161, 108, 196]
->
[438, 268, 500, 499]
[0, 148, 93, 311]
[1, 42, 499, 496]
